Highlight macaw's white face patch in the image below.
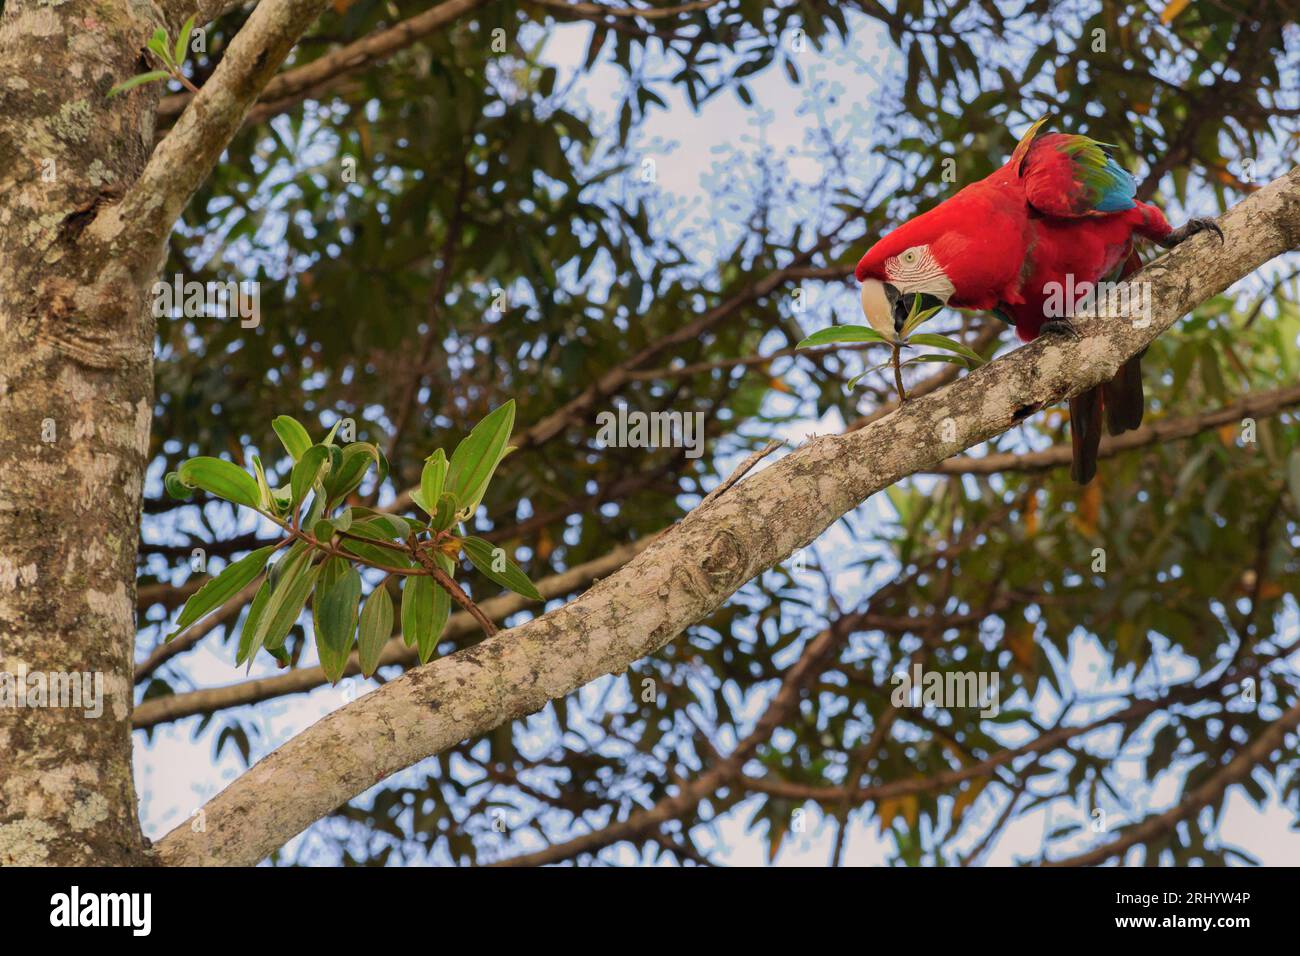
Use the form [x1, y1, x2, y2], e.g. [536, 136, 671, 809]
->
[885, 245, 955, 301]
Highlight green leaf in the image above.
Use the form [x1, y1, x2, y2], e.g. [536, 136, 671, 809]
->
[401, 574, 434, 652]
[174, 15, 195, 66]
[301, 488, 327, 530]
[324, 442, 381, 505]
[332, 506, 353, 533]
[906, 333, 984, 365]
[266, 541, 308, 590]
[796, 325, 887, 348]
[901, 301, 944, 337]
[236, 578, 273, 666]
[461, 536, 542, 601]
[146, 28, 172, 64]
[270, 485, 293, 513]
[272, 415, 313, 462]
[420, 448, 448, 517]
[446, 401, 516, 521]
[107, 70, 171, 97]
[177, 457, 262, 509]
[423, 581, 450, 664]
[341, 541, 407, 569]
[357, 584, 394, 677]
[250, 547, 321, 658]
[313, 558, 361, 683]
[164, 471, 193, 500]
[845, 360, 896, 391]
[375, 514, 410, 538]
[432, 491, 459, 532]
[903, 354, 969, 368]
[291, 444, 330, 511]
[345, 512, 410, 548]
[251, 455, 274, 511]
[340, 517, 413, 568]
[349, 512, 409, 538]
[168, 545, 276, 640]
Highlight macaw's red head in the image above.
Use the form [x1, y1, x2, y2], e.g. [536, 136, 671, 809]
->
[853, 208, 960, 338]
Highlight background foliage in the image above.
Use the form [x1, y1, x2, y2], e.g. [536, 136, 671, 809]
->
[136, 0, 1300, 865]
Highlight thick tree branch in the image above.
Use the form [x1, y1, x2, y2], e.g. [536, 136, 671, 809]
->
[157, 0, 496, 125]
[845, 324, 1003, 431]
[157, 0, 255, 32]
[137, 301, 985, 685]
[89, 0, 334, 271]
[154, 166, 1300, 866]
[489, 494, 1016, 865]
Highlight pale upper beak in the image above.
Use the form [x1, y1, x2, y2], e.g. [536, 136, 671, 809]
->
[860, 279, 948, 339]
[859, 279, 898, 339]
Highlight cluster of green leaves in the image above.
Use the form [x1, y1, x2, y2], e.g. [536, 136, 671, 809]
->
[108, 16, 197, 97]
[164, 401, 540, 682]
[796, 296, 986, 392]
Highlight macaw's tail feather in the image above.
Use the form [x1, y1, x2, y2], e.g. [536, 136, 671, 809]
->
[1102, 351, 1145, 436]
[1070, 352, 1145, 483]
[1069, 386, 1104, 484]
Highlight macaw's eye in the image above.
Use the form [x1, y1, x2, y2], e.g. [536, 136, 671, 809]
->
[903, 250, 918, 263]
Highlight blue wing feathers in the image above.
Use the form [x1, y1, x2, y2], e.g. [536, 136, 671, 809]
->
[1093, 155, 1136, 212]
[1020, 132, 1137, 218]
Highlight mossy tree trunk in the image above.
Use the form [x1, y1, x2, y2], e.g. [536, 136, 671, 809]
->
[0, 0, 174, 866]
[0, 0, 338, 865]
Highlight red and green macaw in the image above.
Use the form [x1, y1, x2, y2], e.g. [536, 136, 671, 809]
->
[854, 118, 1221, 483]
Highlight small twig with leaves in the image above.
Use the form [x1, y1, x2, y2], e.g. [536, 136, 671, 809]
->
[162, 401, 542, 682]
[796, 298, 986, 402]
[109, 16, 201, 97]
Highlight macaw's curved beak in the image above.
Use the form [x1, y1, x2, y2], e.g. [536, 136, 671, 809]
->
[860, 280, 944, 339]
[859, 279, 899, 339]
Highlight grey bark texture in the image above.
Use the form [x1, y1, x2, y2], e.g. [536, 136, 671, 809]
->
[0, 0, 329, 865]
[154, 166, 1300, 866]
[0, 0, 167, 867]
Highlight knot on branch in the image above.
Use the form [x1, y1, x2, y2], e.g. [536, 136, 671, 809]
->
[699, 527, 746, 584]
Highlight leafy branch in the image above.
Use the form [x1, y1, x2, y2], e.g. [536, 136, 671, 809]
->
[796, 298, 985, 401]
[162, 401, 542, 682]
[109, 16, 201, 97]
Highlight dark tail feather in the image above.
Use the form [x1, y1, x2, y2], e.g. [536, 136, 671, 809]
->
[1069, 386, 1104, 484]
[1102, 351, 1145, 436]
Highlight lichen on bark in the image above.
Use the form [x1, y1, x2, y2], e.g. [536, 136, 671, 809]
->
[0, 0, 165, 866]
